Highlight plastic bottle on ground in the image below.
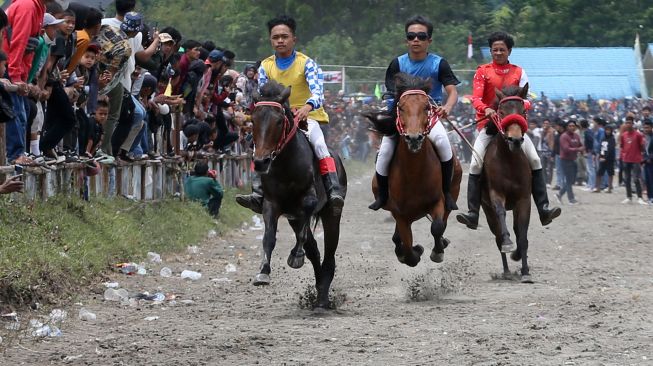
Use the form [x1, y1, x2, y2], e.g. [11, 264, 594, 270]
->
[78, 308, 96, 321]
[104, 288, 129, 302]
[147, 252, 162, 263]
[180, 270, 202, 280]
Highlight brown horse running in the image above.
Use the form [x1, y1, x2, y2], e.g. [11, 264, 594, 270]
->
[481, 84, 534, 283]
[366, 73, 462, 267]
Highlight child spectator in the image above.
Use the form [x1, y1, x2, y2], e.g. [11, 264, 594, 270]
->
[81, 99, 109, 157]
[66, 7, 102, 74]
[185, 161, 223, 217]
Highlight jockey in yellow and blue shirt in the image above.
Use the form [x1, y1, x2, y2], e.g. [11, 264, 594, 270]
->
[236, 15, 344, 214]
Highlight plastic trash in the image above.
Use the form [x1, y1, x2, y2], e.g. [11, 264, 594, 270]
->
[137, 265, 147, 275]
[134, 292, 165, 302]
[147, 252, 162, 263]
[225, 263, 237, 273]
[103, 282, 119, 288]
[251, 215, 263, 230]
[187, 245, 200, 254]
[144, 316, 159, 321]
[180, 270, 202, 280]
[32, 324, 62, 337]
[78, 308, 96, 321]
[208, 230, 217, 238]
[104, 288, 129, 302]
[117, 262, 138, 275]
[159, 267, 172, 277]
[49, 309, 67, 323]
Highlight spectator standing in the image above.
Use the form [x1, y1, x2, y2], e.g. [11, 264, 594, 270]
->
[594, 124, 616, 193]
[2, 0, 48, 165]
[556, 120, 584, 204]
[580, 119, 596, 191]
[619, 115, 647, 204]
[184, 161, 223, 217]
[65, 6, 102, 74]
[642, 120, 653, 204]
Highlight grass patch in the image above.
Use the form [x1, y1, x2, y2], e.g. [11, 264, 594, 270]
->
[0, 190, 251, 308]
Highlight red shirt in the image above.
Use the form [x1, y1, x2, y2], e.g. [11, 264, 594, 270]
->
[2, 0, 46, 82]
[619, 130, 645, 163]
[471, 61, 524, 130]
[560, 131, 582, 161]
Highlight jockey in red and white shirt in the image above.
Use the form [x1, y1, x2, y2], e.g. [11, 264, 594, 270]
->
[456, 31, 560, 230]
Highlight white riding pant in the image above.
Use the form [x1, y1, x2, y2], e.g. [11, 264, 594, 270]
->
[375, 121, 453, 176]
[304, 119, 330, 159]
[469, 128, 542, 175]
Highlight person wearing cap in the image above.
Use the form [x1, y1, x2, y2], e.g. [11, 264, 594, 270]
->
[555, 120, 584, 205]
[619, 113, 647, 204]
[236, 63, 258, 109]
[185, 160, 224, 218]
[65, 6, 102, 74]
[458, 31, 561, 229]
[236, 15, 344, 213]
[2, 0, 48, 166]
[194, 48, 235, 117]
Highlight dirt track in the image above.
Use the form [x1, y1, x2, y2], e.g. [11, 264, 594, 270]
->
[2, 168, 652, 365]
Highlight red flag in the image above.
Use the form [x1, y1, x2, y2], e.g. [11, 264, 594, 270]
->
[467, 33, 473, 59]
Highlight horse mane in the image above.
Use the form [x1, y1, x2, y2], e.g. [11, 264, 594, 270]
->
[259, 80, 286, 101]
[394, 72, 431, 99]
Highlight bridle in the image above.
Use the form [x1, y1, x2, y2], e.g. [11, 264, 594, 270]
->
[395, 90, 439, 136]
[490, 95, 528, 138]
[253, 101, 298, 160]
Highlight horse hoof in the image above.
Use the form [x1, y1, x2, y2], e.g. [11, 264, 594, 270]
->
[521, 275, 534, 284]
[413, 245, 424, 256]
[253, 273, 271, 286]
[287, 253, 305, 269]
[510, 251, 521, 261]
[501, 242, 516, 253]
[430, 251, 444, 263]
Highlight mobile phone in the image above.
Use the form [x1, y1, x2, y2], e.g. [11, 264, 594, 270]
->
[14, 164, 23, 181]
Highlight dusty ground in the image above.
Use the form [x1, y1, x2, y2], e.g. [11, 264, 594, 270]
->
[1, 168, 652, 365]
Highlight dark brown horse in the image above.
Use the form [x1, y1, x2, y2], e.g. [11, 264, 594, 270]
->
[481, 84, 534, 283]
[366, 73, 462, 267]
[249, 81, 347, 309]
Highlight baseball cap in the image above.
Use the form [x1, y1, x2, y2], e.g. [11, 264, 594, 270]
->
[207, 49, 234, 66]
[158, 33, 174, 43]
[43, 13, 65, 27]
[120, 12, 144, 33]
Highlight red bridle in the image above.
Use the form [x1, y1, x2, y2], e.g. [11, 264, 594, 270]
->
[491, 95, 529, 135]
[395, 90, 440, 136]
[253, 101, 298, 159]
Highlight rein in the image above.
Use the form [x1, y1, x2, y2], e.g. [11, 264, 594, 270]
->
[254, 101, 298, 160]
[395, 90, 439, 136]
[491, 96, 528, 136]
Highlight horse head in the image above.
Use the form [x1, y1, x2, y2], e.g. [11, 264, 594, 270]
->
[251, 81, 295, 174]
[494, 83, 530, 153]
[395, 73, 435, 153]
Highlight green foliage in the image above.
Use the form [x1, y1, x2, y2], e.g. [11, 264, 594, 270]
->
[0, 192, 250, 306]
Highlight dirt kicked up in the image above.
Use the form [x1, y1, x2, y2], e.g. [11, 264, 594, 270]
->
[1, 170, 652, 365]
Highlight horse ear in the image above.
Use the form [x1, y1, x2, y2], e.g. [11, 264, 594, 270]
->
[495, 88, 505, 101]
[278, 86, 291, 103]
[363, 111, 396, 136]
[520, 83, 530, 99]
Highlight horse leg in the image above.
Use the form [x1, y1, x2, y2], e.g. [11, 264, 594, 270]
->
[392, 224, 405, 263]
[489, 192, 515, 253]
[287, 194, 318, 269]
[288, 218, 322, 286]
[513, 200, 533, 283]
[429, 201, 446, 263]
[316, 211, 341, 309]
[395, 216, 423, 267]
[253, 202, 280, 286]
[483, 204, 511, 276]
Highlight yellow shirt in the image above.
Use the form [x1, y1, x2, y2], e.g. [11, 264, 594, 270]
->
[66, 29, 91, 74]
[261, 52, 329, 123]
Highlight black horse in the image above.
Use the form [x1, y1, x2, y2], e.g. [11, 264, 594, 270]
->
[249, 80, 347, 309]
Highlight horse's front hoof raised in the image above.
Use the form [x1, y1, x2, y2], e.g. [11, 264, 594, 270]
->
[253, 273, 271, 286]
[314, 303, 330, 313]
[501, 241, 516, 253]
[521, 274, 534, 284]
[442, 238, 450, 249]
[430, 250, 444, 263]
[287, 251, 305, 269]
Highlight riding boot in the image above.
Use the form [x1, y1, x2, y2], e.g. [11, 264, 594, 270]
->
[368, 172, 389, 211]
[441, 158, 458, 211]
[235, 173, 264, 214]
[532, 169, 561, 226]
[322, 172, 345, 211]
[456, 173, 481, 229]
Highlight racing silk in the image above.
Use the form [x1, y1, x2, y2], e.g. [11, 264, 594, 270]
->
[397, 53, 443, 103]
[260, 51, 329, 123]
[471, 61, 528, 130]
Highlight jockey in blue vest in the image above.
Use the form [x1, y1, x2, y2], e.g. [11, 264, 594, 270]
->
[369, 15, 460, 212]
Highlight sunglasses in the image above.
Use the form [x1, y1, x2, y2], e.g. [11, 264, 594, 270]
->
[406, 32, 429, 41]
